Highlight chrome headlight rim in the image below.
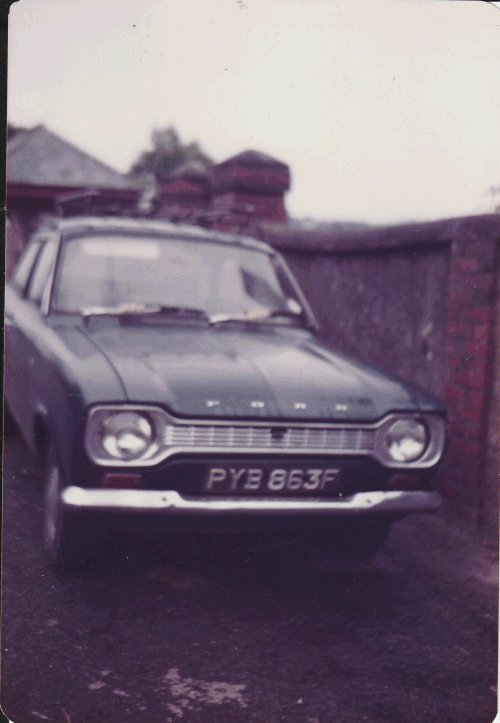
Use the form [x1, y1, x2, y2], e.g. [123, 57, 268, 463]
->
[101, 411, 154, 460]
[85, 405, 165, 464]
[374, 413, 446, 468]
[384, 417, 428, 463]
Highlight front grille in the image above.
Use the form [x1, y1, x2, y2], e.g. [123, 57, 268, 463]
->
[164, 424, 376, 453]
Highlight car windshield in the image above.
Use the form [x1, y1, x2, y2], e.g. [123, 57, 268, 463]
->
[52, 234, 305, 321]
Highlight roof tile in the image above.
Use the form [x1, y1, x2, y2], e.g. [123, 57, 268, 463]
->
[7, 124, 138, 190]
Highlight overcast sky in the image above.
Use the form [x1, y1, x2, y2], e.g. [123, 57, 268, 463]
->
[7, 0, 500, 224]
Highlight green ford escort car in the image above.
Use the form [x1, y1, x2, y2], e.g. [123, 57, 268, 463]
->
[4, 214, 446, 567]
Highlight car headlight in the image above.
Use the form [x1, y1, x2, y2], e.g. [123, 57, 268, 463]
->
[101, 412, 154, 460]
[86, 407, 163, 463]
[386, 419, 428, 462]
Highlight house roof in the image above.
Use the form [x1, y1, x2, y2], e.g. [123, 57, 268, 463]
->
[7, 124, 138, 190]
[217, 149, 289, 169]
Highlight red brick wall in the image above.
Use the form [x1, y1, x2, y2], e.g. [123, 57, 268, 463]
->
[262, 215, 500, 537]
[441, 224, 499, 535]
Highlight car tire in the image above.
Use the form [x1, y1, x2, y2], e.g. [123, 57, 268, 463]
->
[43, 445, 95, 569]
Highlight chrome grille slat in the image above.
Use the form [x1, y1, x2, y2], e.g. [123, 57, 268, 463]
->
[162, 423, 376, 453]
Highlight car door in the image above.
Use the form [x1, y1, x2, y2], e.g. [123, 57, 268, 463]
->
[5, 234, 59, 442]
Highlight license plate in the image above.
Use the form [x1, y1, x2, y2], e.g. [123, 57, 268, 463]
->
[204, 465, 342, 494]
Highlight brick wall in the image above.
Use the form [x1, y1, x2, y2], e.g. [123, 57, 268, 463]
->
[261, 215, 500, 539]
[440, 221, 499, 533]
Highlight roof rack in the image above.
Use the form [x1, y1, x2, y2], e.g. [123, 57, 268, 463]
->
[168, 207, 256, 233]
[55, 189, 140, 218]
[54, 189, 258, 235]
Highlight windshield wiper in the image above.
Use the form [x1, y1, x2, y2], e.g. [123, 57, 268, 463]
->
[81, 303, 306, 327]
[82, 303, 208, 320]
[209, 307, 304, 326]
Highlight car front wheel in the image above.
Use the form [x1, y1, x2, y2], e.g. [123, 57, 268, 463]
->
[43, 446, 95, 569]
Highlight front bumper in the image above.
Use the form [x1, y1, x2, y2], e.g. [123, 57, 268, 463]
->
[62, 487, 441, 517]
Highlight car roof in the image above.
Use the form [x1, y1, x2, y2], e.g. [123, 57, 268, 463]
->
[50, 215, 273, 254]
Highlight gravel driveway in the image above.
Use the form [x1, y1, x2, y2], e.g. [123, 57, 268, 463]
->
[2, 433, 497, 722]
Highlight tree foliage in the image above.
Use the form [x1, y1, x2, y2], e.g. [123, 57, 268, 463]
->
[129, 126, 213, 181]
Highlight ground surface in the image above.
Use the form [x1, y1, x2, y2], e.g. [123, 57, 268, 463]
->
[2, 433, 498, 723]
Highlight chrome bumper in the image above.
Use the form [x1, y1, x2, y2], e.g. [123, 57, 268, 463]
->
[62, 487, 441, 517]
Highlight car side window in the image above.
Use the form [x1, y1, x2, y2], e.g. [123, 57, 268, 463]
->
[11, 241, 42, 295]
[26, 239, 58, 305]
